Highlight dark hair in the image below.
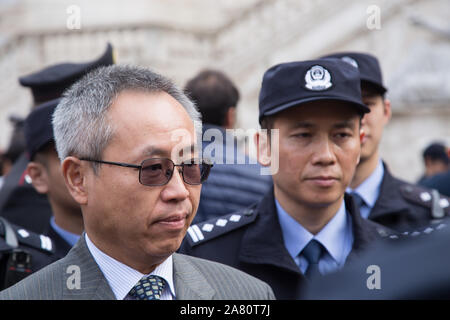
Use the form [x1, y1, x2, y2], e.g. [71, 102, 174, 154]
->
[423, 142, 449, 165]
[361, 81, 386, 99]
[184, 70, 239, 126]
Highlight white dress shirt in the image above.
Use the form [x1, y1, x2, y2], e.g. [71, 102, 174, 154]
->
[85, 234, 176, 300]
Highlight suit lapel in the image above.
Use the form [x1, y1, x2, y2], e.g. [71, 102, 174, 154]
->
[172, 253, 215, 300]
[61, 234, 116, 300]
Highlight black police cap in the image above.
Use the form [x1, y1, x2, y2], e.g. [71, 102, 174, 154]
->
[24, 98, 60, 160]
[19, 43, 115, 105]
[259, 59, 370, 123]
[320, 52, 387, 94]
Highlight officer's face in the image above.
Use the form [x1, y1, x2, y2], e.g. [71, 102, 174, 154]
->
[267, 101, 362, 214]
[360, 90, 391, 162]
[28, 147, 81, 216]
[82, 90, 200, 273]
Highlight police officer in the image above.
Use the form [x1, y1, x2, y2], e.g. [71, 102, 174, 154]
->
[0, 217, 55, 290]
[321, 52, 450, 231]
[24, 99, 83, 259]
[0, 43, 115, 233]
[179, 59, 393, 299]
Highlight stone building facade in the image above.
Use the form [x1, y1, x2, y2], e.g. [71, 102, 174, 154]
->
[0, 0, 449, 181]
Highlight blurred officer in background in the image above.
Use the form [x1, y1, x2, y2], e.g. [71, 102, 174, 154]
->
[180, 59, 393, 299]
[421, 146, 450, 197]
[184, 70, 271, 223]
[322, 52, 450, 231]
[0, 116, 27, 188]
[0, 44, 114, 233]
[24, 99, 83, 259]
[417, 142, 449, 184]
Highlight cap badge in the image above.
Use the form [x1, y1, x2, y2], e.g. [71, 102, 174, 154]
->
[305, 65, 332, 91]
[341, 56, 359, 68]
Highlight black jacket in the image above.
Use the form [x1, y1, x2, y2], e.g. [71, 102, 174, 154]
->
[0, 218, 57, 289]
[45, 224, 73, 260]
[179, 188, 392, 299]
[369, 163, 450, 231]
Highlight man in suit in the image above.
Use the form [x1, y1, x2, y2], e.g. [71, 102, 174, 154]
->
[24, 98, 82, 259]
[179, 59, 393, 299]
[321, 52, 450, 231]
[0, 65, 274, 300]
[184, 70, 272, 223]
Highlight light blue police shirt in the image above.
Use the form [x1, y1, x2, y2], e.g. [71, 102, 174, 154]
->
[276, 199, 354, 275]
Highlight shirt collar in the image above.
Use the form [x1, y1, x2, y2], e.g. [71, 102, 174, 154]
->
[276, 198, 351, 266]
[347, 159, 384, 209]
[50, 217, 80, 247]
[84, 233, 175, 300]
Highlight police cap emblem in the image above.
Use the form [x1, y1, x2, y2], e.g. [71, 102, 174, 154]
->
[305, 65, 332, 91]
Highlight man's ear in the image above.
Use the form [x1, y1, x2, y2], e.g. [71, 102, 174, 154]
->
[62, 156, 89, 205]
[255, 131, 271, 167]
[27, 162, 49, 194]
[357, 129, 365, 165]
[383, 99, 392, 122]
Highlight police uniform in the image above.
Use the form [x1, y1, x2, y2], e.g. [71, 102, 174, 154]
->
[0, 43, 115, 234]
[369, 162, 450, 231]
[180, 189, 393, 299]
[179, 59, 394, 299]
[321, 52, 450, 231]
[0, 217, 55, 290]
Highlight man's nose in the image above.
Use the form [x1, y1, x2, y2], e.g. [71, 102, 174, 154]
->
[160, 168, 190, 202]
[311, 138, 337, 166]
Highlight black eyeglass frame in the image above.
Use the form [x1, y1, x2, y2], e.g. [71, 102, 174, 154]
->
[80, 157, 213, 186]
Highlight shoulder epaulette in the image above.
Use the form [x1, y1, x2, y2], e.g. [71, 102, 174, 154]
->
[385, 219, 449, 241]
[0, 221, 55, 254]
[186, 206, 258, 247]
[400, 184, 450, 219]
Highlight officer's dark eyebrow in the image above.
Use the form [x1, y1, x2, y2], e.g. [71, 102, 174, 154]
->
[333, 120, 357, 130]
[290, 121, 315, 129]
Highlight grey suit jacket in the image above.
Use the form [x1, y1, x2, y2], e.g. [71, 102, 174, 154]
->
[0, 235, 275, 300]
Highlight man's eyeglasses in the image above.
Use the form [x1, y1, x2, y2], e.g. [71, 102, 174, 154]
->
[80, 157, 212, 186]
